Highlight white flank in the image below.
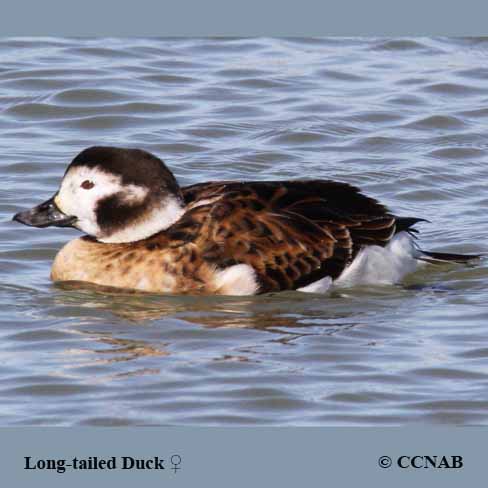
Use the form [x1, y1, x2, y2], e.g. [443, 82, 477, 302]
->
[334, 231, 419, 288]
[297, 276, 333, 294]
[215, 264, 259, 296]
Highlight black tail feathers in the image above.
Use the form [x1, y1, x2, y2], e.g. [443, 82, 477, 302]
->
[395, 217, 430, 237]
[395, 217, 430, 233]
[394, 216, 482, 264]
[419, 250, 482, 264]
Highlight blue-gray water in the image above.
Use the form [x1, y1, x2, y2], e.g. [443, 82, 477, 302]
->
[0, 37, 487, 426]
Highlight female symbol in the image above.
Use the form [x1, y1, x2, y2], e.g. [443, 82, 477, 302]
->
[170, 454, 182, 473]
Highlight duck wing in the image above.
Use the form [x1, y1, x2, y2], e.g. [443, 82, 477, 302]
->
[177, 180, 399, 293]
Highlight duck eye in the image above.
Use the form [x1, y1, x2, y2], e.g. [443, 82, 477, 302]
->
[81, 180, 95, 190]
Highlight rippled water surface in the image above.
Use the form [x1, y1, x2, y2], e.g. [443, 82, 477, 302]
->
[1, 38, 488, 426]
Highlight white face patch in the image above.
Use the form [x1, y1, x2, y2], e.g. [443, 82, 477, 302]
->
[55, 166, 149, 238]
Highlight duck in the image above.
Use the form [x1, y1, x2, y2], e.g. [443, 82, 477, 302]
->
[13, 146, 479, 296]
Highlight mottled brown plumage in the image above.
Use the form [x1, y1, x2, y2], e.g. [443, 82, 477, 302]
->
[15, 146, 478, 296]
[51, 179, 402, 294]
[180, 180, 399, 292]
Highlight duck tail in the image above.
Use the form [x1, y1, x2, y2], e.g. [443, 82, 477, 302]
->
[418, 250, 482, 264]
[394, 216, 429, 238]
[394, 217, 483, 264]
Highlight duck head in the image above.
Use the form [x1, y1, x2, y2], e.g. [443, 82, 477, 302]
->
[13, 146, 185, 243]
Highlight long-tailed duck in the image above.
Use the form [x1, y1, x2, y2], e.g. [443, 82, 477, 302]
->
[13, 146, 479, 295]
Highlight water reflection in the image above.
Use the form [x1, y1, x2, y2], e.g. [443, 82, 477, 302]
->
[2, 37, 488, 425]
[53, 280, 368, 330]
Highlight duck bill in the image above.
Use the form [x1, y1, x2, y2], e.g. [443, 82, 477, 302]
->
[12, 196, 76, 228]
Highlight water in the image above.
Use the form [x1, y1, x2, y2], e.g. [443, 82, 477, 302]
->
[1, 37, 488, 426]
